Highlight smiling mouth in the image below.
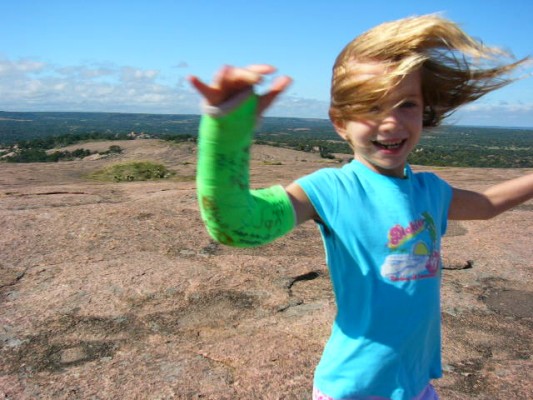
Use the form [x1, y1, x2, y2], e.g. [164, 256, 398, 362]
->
[371, 139, 407, 150]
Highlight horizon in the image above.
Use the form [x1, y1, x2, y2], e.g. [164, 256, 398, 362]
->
[1, 1, 532, 126]
[1, 109, 533, 130]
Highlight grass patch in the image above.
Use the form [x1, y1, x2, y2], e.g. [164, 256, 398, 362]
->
[89, 161, 175, 182]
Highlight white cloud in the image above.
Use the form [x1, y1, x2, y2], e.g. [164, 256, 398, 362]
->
[454, 102, 533, 127]
[460, 102, 533, 113]
[0, 57, 201, 114]
[0, 57, 531, 127]
[56, 65, 115, 80]
[266, 95, 330, 119]
[0, 56, 330, 117]
[120, 67, 159, 82]
[0, 58, 47, 75]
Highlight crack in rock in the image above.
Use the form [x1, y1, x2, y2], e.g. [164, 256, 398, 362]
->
[287, 271, 321, 290]
[278, 271, 322, 312]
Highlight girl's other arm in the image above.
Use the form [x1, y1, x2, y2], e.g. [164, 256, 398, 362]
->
[448, 173, 533, 220]
[285, 182, 318, 225]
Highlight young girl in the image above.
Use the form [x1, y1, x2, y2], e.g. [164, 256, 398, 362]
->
[188, 15, 532, 400]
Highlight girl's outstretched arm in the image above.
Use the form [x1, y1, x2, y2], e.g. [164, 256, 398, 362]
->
[448, 173, 533, 220]
[190, 65, 311, 247]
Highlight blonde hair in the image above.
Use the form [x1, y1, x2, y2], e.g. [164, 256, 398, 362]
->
[329, 14, 529, 126]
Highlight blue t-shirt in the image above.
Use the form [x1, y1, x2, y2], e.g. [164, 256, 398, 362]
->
[296, 160, 452, 400]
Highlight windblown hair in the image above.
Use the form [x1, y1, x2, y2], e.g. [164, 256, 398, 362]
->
[329, 14, 529, 127]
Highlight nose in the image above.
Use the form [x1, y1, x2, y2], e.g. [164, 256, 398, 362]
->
[378, 108, 404, 134]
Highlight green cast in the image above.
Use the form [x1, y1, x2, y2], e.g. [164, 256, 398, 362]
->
[196, 94, 295, 247]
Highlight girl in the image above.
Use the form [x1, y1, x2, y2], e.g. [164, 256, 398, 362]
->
[189, 14, 532, 400]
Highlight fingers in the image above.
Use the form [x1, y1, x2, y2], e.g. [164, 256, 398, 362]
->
[189, 65, 291, 111]
[189, 65, 271, 106]
[214, 65, 275, 91]
[244, 64, 278, 74]
[187, 75, 217, 102]
[259, 75, 293, 113]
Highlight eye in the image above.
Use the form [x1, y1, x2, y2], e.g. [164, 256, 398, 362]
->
[399, 101, 419, 109]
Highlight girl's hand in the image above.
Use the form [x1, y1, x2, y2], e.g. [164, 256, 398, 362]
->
[188, 64, 292, 115]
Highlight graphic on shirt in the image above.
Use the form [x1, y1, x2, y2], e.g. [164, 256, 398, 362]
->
[381, 212, 440, 281]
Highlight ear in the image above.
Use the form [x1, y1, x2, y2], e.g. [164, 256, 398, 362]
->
[332, 118, 348, 141]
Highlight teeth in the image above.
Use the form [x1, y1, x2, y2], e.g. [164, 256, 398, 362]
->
[372, 140, 405, 149]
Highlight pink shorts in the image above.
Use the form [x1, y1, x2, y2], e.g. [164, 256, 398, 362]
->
[313, 384, 439, 400]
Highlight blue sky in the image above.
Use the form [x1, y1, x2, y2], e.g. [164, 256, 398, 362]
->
[1, 0, 532, 127]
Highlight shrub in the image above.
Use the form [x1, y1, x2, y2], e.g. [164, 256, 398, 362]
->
[89, 161, 175, 182]
[102, 145, 123, 154]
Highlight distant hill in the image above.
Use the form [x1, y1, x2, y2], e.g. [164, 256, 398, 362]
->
[1, 111, 532, 168]
[0, 111, 201, 144]
[0, 111, 335, 144]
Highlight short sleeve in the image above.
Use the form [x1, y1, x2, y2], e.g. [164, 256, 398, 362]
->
[296, 168, 341, 231]
[424, 173, 453, 235]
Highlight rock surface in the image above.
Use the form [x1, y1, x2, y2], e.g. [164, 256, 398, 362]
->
[1, 139, 532, 399]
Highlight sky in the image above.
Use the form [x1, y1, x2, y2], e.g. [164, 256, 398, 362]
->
[1, 0, 532, 127]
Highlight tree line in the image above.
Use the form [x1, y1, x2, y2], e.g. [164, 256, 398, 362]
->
[1, 112, 531, 168]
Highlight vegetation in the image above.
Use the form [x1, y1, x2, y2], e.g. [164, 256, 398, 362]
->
[3, 144, 122, 163]
[256, 125, 533, 168]
[408, 126, 532, 168]
[0, 111, 199, 144]
[88, 161, 175, 182]
[1, 111, 531, 168]
[3, 130, 132, 149]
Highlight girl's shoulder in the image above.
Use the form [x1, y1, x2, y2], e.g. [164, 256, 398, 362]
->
[411, 169, 451, 187]
[297, 161, 356, 186]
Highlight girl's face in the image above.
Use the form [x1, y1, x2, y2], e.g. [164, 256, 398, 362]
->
[333, 64, 424, 178]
